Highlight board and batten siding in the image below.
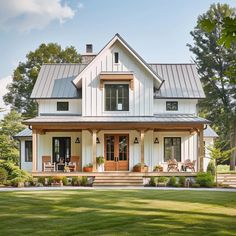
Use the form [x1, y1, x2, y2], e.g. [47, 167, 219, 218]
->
[82, 41, 154, 116]
[154, 99, 198, 114]
[20, 138, 33, 172]
[37, 132, 82, 172]
[37, 99, 82, 115]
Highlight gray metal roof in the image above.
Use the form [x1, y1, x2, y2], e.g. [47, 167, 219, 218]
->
[149, 64, 205, 99]
[204, 125, 218, 138]
[14, 128, 32, 138]
[24, 114, 210, 124]
[31, 64, 86, 99]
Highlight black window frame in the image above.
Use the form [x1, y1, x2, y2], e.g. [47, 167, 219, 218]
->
[57, 102, 69, 111]
[114, 52, 119, 63]
[105, 84, 129, 111]
[166, 101, 178, 111]
[164, 137, 181, 162]
[52, 137, 71, 163]
[25, 140, 32, 162]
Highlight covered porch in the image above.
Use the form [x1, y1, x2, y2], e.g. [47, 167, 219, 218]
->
[24, 115, 207, 175]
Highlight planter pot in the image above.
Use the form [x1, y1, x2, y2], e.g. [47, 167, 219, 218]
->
[83, 167, 93, 172]
[154, 167, 163, 172]
[97, 164, 104, 172]
[17, 182, 24, 188]
[51, 182, 63, 187]
[133, 166, 148, 172]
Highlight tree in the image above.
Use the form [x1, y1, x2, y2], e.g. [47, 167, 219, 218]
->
[0, 110, 25, 163]
[187, 3, 236, 169]
[4, 43, 81, 118]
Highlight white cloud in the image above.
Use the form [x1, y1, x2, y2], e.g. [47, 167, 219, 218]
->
[0, 0, 75, 31]
[0, 76, 12, 120]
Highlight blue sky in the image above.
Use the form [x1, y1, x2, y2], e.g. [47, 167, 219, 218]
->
[0, 0, 236, 79]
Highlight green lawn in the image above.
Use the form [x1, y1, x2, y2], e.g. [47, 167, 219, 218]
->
[0, 190, 236, 235]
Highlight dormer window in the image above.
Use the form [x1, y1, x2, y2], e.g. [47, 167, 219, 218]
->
[166, 101, 178, 111]
[114, 52, 119, 63]
[57, 102, 69, 111]
[105, 84, 129, 111]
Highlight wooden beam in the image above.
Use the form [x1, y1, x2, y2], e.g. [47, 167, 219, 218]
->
[140, 129, 145, 172]
[32, 129, 38, 172]
[92, 130, 97, 172]
[198, 127, 204, 172]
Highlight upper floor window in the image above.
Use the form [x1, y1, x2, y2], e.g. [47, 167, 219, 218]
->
[164, 137, 181, 162]
[57, 102, 69, 111]
[114, 52, 119, 63]
[166, 101, 178, 111]
[25, 141, 32, 162]
[105, 84, 129, 111]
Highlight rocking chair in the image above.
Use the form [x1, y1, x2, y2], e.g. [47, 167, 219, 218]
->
[167, 159, 179, 172]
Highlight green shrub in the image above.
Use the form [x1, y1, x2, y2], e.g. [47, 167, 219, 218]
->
[149, 177, 158, 186]
[72, 177, 81, 186]
[0, 161, 18, 175]
[37, 177, 46, 185]
[62, 177, 68, 186]
[47, 177, 53, 186]
[81, 176, 88, 186]
[207, 161, 216, 176]
[0, 167, 8, 184]
[196, 172, 214, 188]
[174, 183, 181, 187]
[168, 176, 177, 187]
[9, 168, 32, 186]
[192, 183, 200, 188]
[52, 176, 63, 183]
[11, 177, 25, 187]
[178, 176, 186, 187]
[158, 176, 168, 183]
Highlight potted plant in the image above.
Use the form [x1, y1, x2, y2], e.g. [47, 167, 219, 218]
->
[96, 156, 105, 172]
[64, 166, 70, 173]
[51, 176, 63, 187]
[153, 165, 163, 172]
[83, 163, 93, 172]
[133, 163, 148, 172]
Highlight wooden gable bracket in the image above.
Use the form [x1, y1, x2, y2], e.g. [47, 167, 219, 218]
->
[99, 73, 134, 90]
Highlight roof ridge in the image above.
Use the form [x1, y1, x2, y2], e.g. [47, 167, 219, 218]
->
[149, 63, 195, 65]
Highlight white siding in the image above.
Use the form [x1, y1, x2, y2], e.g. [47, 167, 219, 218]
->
[20, 138, 33, 172]
[82, 41, 154, 117]
[37, 99, 82, 115]
[203, 137, 214, 171]
[37, 132, 82, 172]
[154, 99, 198, 114]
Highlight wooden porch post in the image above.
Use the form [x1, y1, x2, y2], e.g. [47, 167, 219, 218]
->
[198, 127, 204, 172]
[140, 129, 145, 172]
[32, 129, 38, 172]
[92, 130, 97, 172]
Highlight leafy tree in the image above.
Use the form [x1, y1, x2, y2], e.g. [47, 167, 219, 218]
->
[0, 110, 25, 163]
[4, 43, 81, 118]
[187, 3, 236, 168]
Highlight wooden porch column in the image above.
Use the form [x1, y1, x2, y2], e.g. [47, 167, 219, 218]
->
[32, 129, 38, 172]
[92, 130, 97, 172]
[198, 127, 204, 172]
[140, 129, 145, 172]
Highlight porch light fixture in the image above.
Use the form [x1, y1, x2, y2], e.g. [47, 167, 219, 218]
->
[134, 137, 139, 144]
[154, 137, 159, 144]
[96, 137, 100, 144]
[75, 137, 80, 144]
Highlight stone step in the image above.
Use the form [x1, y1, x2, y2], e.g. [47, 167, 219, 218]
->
[93, 182, 143, 186]
[94, 179, 143, 183]
[95, 176, 142, 180]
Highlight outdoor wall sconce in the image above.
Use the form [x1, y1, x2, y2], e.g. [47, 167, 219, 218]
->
[75, 137, 80, 144]
[96, 137, 100, 144]
[134, 137, 139, 144]
[154, 137, 159, 144]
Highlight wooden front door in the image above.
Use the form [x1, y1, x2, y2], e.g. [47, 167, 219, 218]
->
[104, 134, 129, 171]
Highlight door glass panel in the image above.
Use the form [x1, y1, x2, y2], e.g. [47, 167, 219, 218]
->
[119, 136, 128, 161]
[106, 136, 114, 161]
[53, 137, 71, 163]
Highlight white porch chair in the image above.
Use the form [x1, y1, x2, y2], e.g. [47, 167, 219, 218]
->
[43, 162, 55, 172]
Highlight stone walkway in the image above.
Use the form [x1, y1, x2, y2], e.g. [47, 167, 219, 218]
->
[0, 186, 236, 192]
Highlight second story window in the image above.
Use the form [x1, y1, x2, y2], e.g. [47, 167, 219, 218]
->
[166, 101, 178, 111]
[105, 84, 129, 111]
[114, 52, 119, 63]
[57, 102, 69, 111]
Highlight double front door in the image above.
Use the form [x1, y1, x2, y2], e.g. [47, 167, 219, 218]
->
[104, 134, 129, 171]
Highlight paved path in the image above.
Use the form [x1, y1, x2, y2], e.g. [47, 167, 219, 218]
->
[0, 186, 236, 192]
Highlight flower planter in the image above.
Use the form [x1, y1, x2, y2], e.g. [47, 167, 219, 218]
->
[83, 167, 93, 172]
[154, 167, 163, 172]
[51, 181, 63, 187]
[133, 166, 148, 172]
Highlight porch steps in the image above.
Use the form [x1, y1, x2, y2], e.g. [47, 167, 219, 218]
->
[93, 175, 144, 187]
[217, 174, 236, 188]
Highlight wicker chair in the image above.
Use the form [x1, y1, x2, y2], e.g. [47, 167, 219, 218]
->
[167, 159, 179, 172]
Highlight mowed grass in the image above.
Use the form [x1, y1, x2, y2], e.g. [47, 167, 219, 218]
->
[0, 190, 236, 235]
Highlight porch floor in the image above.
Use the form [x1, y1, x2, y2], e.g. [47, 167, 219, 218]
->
[32, 171, 197, 177]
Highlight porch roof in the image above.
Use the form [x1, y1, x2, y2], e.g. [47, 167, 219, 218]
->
[24, 114, 210, 125]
